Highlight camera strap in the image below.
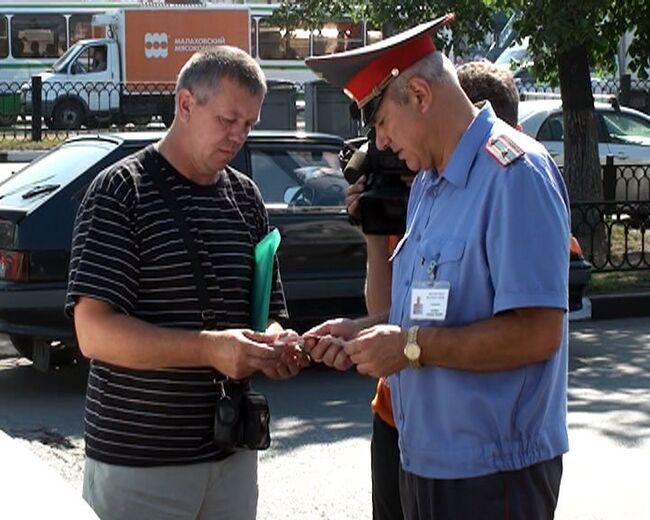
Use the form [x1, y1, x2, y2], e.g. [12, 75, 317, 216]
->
[144, 148, 221, 330]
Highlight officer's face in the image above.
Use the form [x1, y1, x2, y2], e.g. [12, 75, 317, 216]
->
[372, 87, 431, 172]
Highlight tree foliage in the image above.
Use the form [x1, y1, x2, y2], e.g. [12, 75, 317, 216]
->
[270, 1, 497, 53]
[498, 0, 650, 83]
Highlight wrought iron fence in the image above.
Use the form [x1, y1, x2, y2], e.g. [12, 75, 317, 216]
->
[571, 201, 650, 272]
[517, 74, 650, 115]
[0, 77, 175, 143]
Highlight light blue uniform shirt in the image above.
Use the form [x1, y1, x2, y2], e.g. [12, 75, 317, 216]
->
[388, 104, 570, 479]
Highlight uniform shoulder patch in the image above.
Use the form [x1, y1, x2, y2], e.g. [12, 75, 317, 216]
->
[485, 134, 524, 166]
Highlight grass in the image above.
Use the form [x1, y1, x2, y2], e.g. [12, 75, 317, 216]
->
[586, 217, 650, 293]
[589, 270, 650, 293]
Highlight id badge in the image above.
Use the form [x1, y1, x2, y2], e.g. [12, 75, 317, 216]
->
[410, 281, 450, 321]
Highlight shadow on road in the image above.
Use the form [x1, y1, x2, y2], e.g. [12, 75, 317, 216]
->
[0, 358, 87, 441]
[253, 365, 376, 454]
[568, 319, 650, 447]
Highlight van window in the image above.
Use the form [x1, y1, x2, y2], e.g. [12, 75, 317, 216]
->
[11, 14, 66, 59]
[258, 18, 309, 60]
[251, 148, 346, 207]
[71, 44, 107, 74]
[0, 17, 8, 59]
[366, 25, 383, 46]
[69, 14, 94, 45]
[312, 21, 363, 56]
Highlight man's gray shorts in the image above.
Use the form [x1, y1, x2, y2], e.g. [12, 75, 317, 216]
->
[83, 451, 258, 520]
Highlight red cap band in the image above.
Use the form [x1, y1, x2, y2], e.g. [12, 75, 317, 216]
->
[344, 34, 437, 107]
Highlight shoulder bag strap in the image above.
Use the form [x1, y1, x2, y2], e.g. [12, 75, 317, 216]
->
[143, 149, 218, 330]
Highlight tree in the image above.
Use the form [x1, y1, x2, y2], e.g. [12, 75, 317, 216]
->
[497, 0, 650, 261]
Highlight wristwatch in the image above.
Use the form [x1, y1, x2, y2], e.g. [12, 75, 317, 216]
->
[403, 326, 422, 369]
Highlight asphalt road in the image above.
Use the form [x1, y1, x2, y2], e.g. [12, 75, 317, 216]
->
[1, 317, 649, 519]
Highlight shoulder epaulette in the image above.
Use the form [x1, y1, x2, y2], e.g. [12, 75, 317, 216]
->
[485, 135, 524, 166]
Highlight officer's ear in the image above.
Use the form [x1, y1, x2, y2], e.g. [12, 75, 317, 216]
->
[406, 76, 433, 114]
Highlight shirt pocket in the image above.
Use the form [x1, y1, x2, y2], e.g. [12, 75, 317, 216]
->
[416, 237, 466, 287]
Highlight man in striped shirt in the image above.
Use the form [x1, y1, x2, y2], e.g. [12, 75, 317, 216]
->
[66, 48, 305, 520]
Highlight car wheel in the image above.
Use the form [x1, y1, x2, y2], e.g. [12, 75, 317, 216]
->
[9, 334, 33, 359]
[9, 335, 76, 368]
[51, 100, 85, 130]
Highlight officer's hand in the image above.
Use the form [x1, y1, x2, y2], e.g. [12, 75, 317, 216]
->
[201, 329, 282, 379]
[343, 325, 408, 378]
[345, 175, 366, 223]
[302, 318, 359, 371]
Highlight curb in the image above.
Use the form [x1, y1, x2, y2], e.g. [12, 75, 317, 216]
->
[590, 291, 650, 320]
[0, 150, 45, 163]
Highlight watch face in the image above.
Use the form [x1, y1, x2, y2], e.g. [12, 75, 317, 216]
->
[405, 342, 421, 360]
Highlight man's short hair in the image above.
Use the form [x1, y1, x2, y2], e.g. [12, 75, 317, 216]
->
[388, 51, 458, 105]
[456, 61, 519, 127]
[176, 47, 267, 104]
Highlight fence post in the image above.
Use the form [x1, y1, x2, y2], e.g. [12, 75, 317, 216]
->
[31, 75, 42, 142]
[602, 155, 616, 201]
[619, 74, 631, 107]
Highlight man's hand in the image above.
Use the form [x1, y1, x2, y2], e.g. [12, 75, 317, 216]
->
[345, 175, 366, 223]
[302, 318, 361, 371]
[261, 329, 310, 380]
[200, 329, 282, 379]
[343, 324, 408, 378]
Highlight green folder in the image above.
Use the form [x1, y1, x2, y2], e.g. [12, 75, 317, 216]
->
[250, 228, 282, 331]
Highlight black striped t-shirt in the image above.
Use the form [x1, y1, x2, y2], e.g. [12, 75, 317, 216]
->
[66, 145, 287, 466]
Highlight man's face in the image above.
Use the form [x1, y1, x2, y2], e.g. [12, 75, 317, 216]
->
[184, 77, 263, 175]
[372, 83, 431, 172]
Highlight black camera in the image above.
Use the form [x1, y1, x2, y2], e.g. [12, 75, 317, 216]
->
[214, 381, 270, 451]
[340, 129, 414, 235]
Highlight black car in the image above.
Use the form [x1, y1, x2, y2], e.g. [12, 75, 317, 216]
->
[0, 131, 591, 370]
[0, 131, 367, 370]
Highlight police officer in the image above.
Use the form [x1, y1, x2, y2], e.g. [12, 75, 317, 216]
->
[303, 16, 569, 520]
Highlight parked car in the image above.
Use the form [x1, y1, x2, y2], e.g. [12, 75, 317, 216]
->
[0, 131, 367, 370]
[518, 98, 650, 201]
[0, 131, 590, 370]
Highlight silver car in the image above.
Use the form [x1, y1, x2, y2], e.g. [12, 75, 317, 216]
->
[518, 99, 650, 201]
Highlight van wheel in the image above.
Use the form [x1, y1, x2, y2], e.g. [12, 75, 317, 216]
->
[128, 115, 151, 126]
[52, 100, 85, 130]
[9, 335, 76, 368]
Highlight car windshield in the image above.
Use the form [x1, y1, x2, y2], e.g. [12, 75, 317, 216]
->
[250, 148, 347, 206]
[0, 140, 117, 198]
[494, 37, 530, 67]
[601, 112, 650, 145]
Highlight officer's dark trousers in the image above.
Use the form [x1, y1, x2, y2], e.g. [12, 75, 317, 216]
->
[371, 414, 404, 520]
[399, 455, 563, 520]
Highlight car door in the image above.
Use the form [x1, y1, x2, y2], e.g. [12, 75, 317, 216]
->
[239, 141, 367, 325]
[536, 111, 611, 167]
[598, 110, 650, 201]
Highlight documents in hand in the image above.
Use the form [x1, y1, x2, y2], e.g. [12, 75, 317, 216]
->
[250, 228, 281, 332]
